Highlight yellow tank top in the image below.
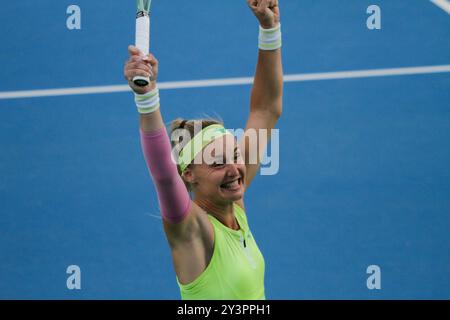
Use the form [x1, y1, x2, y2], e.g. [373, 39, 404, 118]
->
[177, 203, 265, 300]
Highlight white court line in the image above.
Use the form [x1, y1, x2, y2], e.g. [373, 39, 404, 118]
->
[0, 65, 450, 100]
[430, 0, 450, 14]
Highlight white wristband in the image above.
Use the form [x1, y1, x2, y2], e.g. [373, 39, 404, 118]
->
[135, 87, 160, 114]
[258, 23, 282, 50]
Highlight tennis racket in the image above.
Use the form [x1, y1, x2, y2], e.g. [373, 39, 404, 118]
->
[133, 0, 152, 87]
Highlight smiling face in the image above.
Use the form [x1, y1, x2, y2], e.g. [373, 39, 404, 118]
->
[183, 134, 246, 204]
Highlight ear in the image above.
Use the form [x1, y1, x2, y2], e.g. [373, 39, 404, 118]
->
[182, 168, 195, 184]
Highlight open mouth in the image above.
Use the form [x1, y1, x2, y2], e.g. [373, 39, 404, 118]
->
[220, 178, 242, 191]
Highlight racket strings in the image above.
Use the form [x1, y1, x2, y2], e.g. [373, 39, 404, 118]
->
[137, 0, 151, 13]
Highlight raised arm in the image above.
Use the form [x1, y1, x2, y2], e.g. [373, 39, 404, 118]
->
[240, 0, 283, 188]
[124, 46, 191, 224]
[125, 46, 216, 284]
[248, 0, 283, 115]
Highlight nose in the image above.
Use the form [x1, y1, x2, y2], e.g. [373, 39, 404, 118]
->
[225, 163, 240, 177]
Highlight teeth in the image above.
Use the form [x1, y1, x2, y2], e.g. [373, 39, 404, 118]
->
[222, 179, 239, 189]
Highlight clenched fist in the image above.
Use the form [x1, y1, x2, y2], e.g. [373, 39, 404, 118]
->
[246, 0, 280, 29]
[124, 45, 159, 94]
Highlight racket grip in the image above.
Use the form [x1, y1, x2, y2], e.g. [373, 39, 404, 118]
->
[133, 76, 150, 87]
[134, 14, 150, 87]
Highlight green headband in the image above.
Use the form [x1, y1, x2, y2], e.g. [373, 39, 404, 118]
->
[178, 124, 234, 172]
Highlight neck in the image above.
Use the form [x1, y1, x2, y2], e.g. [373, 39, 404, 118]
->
[194, 197, 239, 230]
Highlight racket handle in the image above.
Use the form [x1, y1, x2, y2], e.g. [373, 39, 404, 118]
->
[134, 13, 150, 87]
[133, 75, 150, 87]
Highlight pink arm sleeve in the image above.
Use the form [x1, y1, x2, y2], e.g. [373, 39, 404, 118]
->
[140, 127, 191, 223]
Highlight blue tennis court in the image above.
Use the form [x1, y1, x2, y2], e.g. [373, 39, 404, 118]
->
[0, 1, 449, 299]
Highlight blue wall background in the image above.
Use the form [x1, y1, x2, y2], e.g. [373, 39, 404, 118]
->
[0, 1, 449, 299]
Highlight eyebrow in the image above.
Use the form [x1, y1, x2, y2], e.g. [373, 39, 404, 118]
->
[214, 147, 238, 158]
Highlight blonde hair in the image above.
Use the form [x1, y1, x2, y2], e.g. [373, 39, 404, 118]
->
[169, 117, 224, 190]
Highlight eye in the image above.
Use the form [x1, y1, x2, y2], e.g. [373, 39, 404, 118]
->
[211, 162, 225, 168]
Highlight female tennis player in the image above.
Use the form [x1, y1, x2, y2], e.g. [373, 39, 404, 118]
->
[124, 0, 283, 300]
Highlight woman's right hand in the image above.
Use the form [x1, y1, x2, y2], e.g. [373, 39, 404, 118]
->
[124, 45, 159, 94]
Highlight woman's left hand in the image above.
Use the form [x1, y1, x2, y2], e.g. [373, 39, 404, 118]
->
[246, 0, 280, 29]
